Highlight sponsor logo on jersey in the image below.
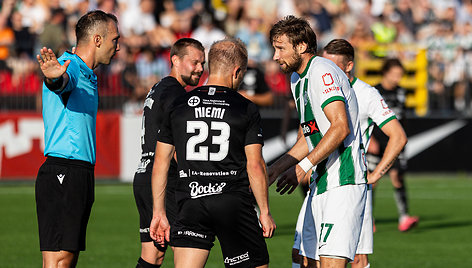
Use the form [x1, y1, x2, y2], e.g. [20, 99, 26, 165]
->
[322, 73, 334, 86]
[137, 158, 151, 173]
[224, 252, 250, 265]
[301, 119, 320, 136]
[322, 86, 340, 94]
[144, 97, 154, 109]
[188, 96, 201, 107]
[380, 99, 389, 109]
[179, 170, 188, 178]
[202, 98, 230, 106]
[189, 181, 226, 199]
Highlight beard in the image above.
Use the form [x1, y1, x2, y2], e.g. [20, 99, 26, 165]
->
[181, 72, 202, 87]
[279, 52, 303, 74]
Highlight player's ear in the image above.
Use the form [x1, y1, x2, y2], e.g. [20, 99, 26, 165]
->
[171, 55, 179, 67]
[296, 42, 308, 54]
[234, 66, 241, 79]
[346, 60, 354, 73]
[94, 34, 102, 47]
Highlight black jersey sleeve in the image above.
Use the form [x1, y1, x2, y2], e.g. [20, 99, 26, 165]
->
[156, 104, 175, 146]
[244, 102, 264, 146]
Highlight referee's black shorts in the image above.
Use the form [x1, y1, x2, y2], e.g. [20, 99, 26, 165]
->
[133, 172, 178, 252]
[35, 156, 94, 252]
[171, 192, 269, 267]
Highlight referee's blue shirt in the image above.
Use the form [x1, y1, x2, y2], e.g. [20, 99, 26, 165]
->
[42, 52, 98, 164]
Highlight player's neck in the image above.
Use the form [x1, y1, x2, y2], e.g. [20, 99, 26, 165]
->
[207, 74, 232, 89]
[75, 45, 97, 70]
[380, 80, 396, 90]
[295, 54, 315, 75]
[169, 69, 187, 87]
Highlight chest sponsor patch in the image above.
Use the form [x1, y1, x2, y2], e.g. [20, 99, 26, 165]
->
[301, 119, 320, 136]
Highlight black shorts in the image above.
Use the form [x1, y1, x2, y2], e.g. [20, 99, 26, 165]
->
[35, 156, 94, 252]
[133, 172, 178, 252]
[171, 192, 269, 267]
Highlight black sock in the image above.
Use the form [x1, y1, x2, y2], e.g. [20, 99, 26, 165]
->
[136, 257, 161, 268]
[393, 186, 408, 218]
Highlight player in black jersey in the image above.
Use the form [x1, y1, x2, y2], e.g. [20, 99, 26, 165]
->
[133, 38, 205, 268]
[150, 38, 276, 268]
[369, 58, 419, 232]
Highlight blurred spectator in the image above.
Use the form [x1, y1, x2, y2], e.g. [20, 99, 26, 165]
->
[0, 0, 15, 67]
[120, 0, 157, 49]
[191, 12, 226, 55]
[11, 11, 36, 58]
[39, 8, 68, 54]
[235, 11, 271, 64]
[238, 63, 274, 107]
[17, 0, 48, 34]
[135, 47, 171, 90]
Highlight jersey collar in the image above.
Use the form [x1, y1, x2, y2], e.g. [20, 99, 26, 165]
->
[299, 55, 316, 78]
[350, 76, 358, 87]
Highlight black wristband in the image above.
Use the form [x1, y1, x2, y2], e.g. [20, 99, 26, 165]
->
[45, 76, 64, 92]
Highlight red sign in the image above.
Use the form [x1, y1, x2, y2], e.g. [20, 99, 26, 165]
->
[0, 112, 120, 180]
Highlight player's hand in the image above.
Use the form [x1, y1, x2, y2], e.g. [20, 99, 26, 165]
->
[267, 165, 281, 186]
[149, 214, 170, 245]
[259, 212, 276, 238]
[36, 47, 70, 80]
[367, 172, 380, 185]
[276, 165, 304, 195]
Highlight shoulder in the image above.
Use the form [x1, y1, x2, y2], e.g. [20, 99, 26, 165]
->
[353, 78, 377, 96]
[149, 76, 185, 99]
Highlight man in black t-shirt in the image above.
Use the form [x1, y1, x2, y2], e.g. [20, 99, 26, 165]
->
[369, 58, 418, 232]
[133, 38, 205, 268]
[150, 38, 276, 268]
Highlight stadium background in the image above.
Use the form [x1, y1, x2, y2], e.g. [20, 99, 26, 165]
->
[1, 0, 472, 267]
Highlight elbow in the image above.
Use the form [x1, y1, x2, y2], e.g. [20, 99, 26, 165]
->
[401, 132, 408, 148]
[247, 160, 265, 176]
[341, 125, 350, 141]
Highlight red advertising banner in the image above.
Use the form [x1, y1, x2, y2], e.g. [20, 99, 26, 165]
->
[0, 112, 120, 180]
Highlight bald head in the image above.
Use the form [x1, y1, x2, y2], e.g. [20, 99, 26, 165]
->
[208, 39, 248, 76]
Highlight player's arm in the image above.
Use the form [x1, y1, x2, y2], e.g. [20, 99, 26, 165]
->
[268, 126, 309, 186]
[245, 143, 276, 238]
[276, 100, 350, 194]
[150, 141, 175, 244]
[368, 119, 407, 184]
[36, 47, 70, 92]
[239, 90, 274, 106]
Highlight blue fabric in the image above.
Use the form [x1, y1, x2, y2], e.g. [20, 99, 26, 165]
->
[42, 52, 98, 164]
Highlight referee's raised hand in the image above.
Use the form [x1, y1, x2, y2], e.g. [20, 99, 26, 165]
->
[36, 47, 70, 81]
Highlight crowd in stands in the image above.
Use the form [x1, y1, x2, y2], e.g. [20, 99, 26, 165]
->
[0, 0, 471, 117]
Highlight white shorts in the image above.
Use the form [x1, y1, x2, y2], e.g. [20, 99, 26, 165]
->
[313, 184, 367, 261]
[293, 190, 316, 259]
[356, 184, 373, 254]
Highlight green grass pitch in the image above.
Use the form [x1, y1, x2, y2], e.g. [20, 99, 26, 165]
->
[1, 173, 471, 267]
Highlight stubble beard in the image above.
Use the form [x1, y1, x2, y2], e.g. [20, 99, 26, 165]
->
[181, 73, 201, 87]
[280, 52, 303, 74]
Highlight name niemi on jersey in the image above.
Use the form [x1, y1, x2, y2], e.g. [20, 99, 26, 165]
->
[194, 107, 226, 119]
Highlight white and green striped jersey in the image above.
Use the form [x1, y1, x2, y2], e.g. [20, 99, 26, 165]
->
[351, 77, 397, 150]
[291, 56, 367, 195]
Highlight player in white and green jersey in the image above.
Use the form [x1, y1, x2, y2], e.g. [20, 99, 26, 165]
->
[322, 39, 406, 268]
[269, 17, 367, 268]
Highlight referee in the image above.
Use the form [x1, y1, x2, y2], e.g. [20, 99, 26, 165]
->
[35, 10, 120, 267]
